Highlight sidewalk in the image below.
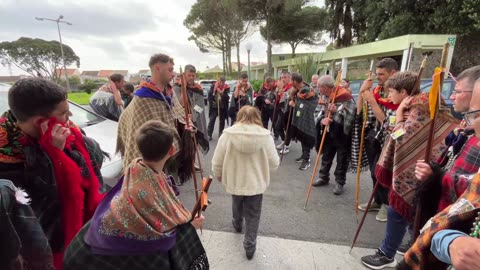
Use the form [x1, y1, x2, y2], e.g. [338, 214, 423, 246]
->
[200, 229, 380, 270]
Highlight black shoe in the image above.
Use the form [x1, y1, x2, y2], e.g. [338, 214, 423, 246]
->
[333, 184, 344, 195]
[361, 249, 397, 269]
[246, 250, 255, 260]
[208, 136, 213, 141]
[299, 160, 311, 170]
[313, 178, 329, 187]
[232, 220, 242, 233]
[295, 156, 304, 163]
[396, 241, 412, 256]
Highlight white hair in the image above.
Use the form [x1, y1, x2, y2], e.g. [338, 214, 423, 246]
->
[317, 75, 335, 88]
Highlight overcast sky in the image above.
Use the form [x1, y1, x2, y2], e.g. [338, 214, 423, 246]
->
[0, 0, 326, 76]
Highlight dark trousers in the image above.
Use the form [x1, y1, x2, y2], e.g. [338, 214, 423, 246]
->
[380, 206, 413, 258]
[301, 142, 311, 161]
[261, 107, 274, 129]
[318, 134, 351, 185]
[232, 194, 263, 253]
[275, 108, 293, 144]
[208, 108, 226, 137]
[365, 137, 390, 205]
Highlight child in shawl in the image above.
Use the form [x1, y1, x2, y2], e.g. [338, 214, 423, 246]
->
[361, 71, 458, 269]
[63, 120, 208, 270]
[212, 105, 280, 260]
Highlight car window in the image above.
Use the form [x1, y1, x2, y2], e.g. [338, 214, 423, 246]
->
[420, 81, 454, 100]
[68, 102, 105, 127]
[0, 92, 8, 113]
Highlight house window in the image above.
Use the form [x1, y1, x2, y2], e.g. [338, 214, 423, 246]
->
[279, 56, 286, 61]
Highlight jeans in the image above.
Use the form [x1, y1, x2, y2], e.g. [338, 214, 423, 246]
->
[301, 142, 311, 161]
[232, 194, 263, 253]
[379, 206, 413, 258]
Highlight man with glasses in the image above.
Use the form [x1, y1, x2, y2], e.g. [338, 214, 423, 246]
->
[406, 65, 480, 251]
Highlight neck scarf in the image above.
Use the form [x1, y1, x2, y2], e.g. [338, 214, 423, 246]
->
[373, 86, 399, 111]
[135, 79, 173, 107]
[329, 87, 353, 103]
[84, 159, 191, 256]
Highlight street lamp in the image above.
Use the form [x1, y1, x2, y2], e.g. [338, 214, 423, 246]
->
[35, 15, 72, 90]
[245, 43, 253, 81]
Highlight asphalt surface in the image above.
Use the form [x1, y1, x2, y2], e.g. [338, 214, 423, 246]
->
[178, 121, 388, 250]
[80, 103, 388, 250]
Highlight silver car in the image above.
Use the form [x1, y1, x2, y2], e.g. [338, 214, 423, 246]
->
[0, 83, 123, 188]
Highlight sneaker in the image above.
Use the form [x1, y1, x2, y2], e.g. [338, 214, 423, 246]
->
[332, 184, 344, 195]
[358, 201, 381, 212]
[279, 146, 290, 154]
[299, 160, 311, 170]
[295, 156, 305, 163]
[246, 250, 255, 260]
[396, 241, 412, 256]
[376, 204, 388, 222]
[361, 249, 397, 269]
[276, 141, 285, 150]
[313, 178, 329, 187]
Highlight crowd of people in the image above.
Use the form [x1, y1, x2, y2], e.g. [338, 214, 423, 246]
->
[1, 50, 480, 270]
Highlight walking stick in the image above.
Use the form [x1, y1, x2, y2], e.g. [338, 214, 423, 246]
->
[191, 176, 213, 234]
[271, 91, 279, 133]
[355, 60, 375, 217]
[413, 43, 449, 240]
[350, 53, 433, 251]
[304, 70, 342, 210]
[217, 89, 221, 136]
[280, 96, 295, 164]
[350, 181, 380, 253]
[180, 67, 200, 201]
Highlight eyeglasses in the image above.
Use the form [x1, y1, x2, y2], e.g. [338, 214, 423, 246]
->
[463, 109, 480, 126]
[453, 90, 473, 95]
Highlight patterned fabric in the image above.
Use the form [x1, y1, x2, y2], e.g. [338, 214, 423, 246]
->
[117, 91, 182, 169]
[291, 85, 318, 147]
[350, 86, 398, 173]
[89, 90, 123, 121]
[0, 111, 27, 163]
[437, 135, 480, 211]
[399, 173, 480, 270]
[64, 221, 209, 270]
[0, 179, 55, 270]
[375, 93, 458, 221]
[85, 159, 191, 253]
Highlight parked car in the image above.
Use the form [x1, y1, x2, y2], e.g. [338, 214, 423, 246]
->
[198, 80, 216, 105]
[0, 83, 123, 188]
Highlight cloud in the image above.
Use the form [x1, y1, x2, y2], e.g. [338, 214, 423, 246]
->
[0, 0, 326, 76]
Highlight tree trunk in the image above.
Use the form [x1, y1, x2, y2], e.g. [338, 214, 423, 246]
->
[236, 39, 241, 78]
[222, 38, 226, 75]
[290, 42, 296, 58]
[227, 39, 233, 74]
[266, 14, 273, 76]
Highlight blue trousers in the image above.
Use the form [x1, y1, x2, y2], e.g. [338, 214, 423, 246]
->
[379, 206, 413, 258]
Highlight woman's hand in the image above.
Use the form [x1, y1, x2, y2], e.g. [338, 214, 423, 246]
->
[191, 214, 205, 230]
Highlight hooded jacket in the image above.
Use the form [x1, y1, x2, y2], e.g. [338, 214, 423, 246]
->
[212, 123, 280, 196]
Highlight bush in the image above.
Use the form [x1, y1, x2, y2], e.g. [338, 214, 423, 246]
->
[79, 79, 99, 94]
[250, 80, 263, 92]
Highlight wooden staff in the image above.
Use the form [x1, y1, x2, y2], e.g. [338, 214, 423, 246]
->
[413, 43, 449, 239]
[304, 70, 342, 210]
[180, 67, 200, 201]
[271, 89, 279, 133]
[280, 93, 295, 164]
[354, 60, 375, 216]
[191, 176, 213, 219]
[216, 84, 221, 135]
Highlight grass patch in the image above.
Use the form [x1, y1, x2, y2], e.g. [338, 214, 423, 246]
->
[68, 92, 92, 105]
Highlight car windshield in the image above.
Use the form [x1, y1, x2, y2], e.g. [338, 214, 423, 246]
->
[0, 92, 104, 128]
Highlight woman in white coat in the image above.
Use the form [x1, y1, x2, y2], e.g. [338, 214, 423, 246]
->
[212, 105, 280, 260]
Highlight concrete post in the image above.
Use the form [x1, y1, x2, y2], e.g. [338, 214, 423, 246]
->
[341, 58, 348, 79]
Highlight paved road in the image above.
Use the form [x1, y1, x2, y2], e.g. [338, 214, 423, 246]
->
[178, 122, 389, 250]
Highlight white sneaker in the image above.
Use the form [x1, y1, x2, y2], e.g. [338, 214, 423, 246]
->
[279, 145, 290, 154]
[276, 141, 285, 150]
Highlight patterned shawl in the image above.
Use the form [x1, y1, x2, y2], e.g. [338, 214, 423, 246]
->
[0, 111, 27, 163]
[375, 93, 458, 221]
[399, 173, 480, 270]
[117, 80, 184, 169]
[291, 85, 318, 147]
[84, 159, 191, 256]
